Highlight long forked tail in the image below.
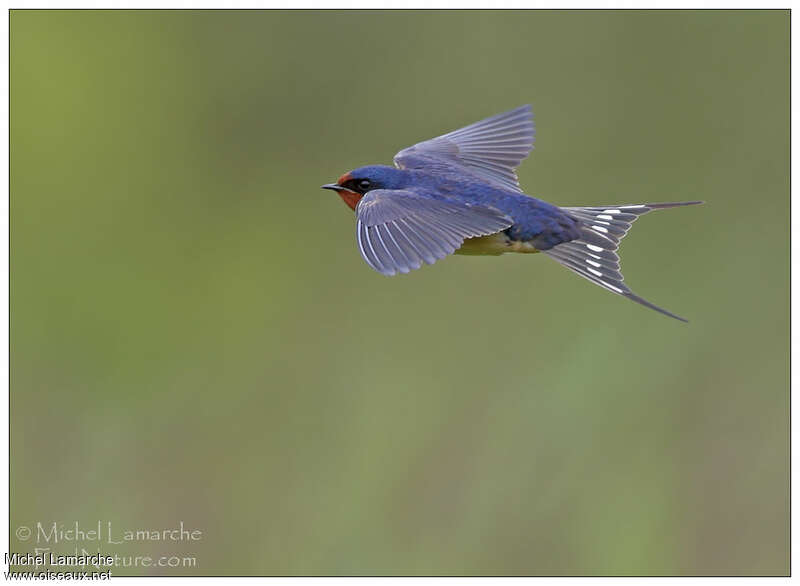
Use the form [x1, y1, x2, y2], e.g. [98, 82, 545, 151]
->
[545, 201, 703, 322]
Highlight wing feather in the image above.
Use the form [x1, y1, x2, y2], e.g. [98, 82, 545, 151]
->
[355, 189, 512, 275]
[393, 105, 535, 193]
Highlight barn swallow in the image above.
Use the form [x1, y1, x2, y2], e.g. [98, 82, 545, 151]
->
[322, 105, 701, 321]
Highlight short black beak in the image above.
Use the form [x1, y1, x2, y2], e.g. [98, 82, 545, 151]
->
[321, 183, 343, 192]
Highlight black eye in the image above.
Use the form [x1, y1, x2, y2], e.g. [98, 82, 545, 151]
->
[358, 179, 371, 191]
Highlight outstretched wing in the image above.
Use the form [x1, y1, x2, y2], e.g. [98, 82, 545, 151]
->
[393, 105, 535, 193]
[355, 189, 513, 276]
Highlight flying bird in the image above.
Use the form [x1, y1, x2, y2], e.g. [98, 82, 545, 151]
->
[322, 105, 701, 322]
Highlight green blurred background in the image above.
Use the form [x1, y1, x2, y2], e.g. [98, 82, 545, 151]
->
[11, 10, 788, 576]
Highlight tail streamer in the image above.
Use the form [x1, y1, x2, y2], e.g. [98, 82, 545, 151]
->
[545, 201, 703, 322]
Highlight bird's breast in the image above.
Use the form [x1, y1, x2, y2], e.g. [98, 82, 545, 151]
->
[455, 232, 540, 256]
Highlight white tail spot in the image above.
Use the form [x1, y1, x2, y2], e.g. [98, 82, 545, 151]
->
[600, 280, 624, 294]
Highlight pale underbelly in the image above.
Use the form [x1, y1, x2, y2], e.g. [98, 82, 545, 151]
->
[455, 232, 540, 256]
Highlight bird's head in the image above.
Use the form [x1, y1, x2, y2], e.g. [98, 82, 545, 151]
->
[321, 165, 405, 210]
